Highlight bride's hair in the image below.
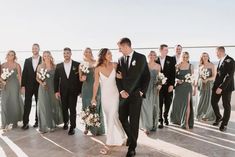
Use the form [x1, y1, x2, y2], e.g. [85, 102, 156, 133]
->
[96, 48, 109, 67]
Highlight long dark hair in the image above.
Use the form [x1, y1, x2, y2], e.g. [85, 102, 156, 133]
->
[96, 48, 109, 67]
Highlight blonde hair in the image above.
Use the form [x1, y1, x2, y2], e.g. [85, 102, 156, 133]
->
[83, 47, 95, 62]
[6, 50, 17, 61]
[42, 51, 55, 67]
[199, 52, 210, 67]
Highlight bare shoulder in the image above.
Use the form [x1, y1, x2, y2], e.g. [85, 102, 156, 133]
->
[16, 62, 22, 69]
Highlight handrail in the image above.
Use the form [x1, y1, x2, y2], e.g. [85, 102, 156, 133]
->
[1, 45, 235, 53]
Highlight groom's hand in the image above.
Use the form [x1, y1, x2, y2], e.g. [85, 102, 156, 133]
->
[55, 92, 61, 99]
[168, 85, 174, 93]
[120, 90, 129, 99]
[216, 88, 222, 95]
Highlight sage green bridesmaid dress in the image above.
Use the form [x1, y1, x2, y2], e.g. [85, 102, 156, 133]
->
[140, 69, 159, 131]
[37, 67, 63, 133]
[196, 68, 216, 121]
[170, 65, 194, 128]
[1, 67, 23, 128]
[81, 67, 105, 135]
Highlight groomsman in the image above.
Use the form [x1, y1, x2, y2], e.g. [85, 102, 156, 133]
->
[21, 43, 42, 129]
[156, 44, 176, 128]
[54, 47, 82, 135]
[172, 44, 182, 65]
[211, 46, 235, 131]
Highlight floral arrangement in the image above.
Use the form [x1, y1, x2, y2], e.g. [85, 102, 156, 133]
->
[80, 105, 101, 127]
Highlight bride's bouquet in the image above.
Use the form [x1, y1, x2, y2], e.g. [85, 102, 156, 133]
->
[199, 68, 210, 80]
[156, 72, 167, 85]
[184, 73, 195, 84]
[37, 68, 50, 82]
[1, 68, 14, 81]
[80, 105, 101, 127]
[79, 61, 90, 75]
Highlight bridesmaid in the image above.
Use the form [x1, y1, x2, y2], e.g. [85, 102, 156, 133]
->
[196, 52, 216, 121]
[0, 50, 23, 129]
[79, 48, 105, 135]
[170, 52, 196, 129]
[140, 51, 161, 134]
[37, 51, 63, 133]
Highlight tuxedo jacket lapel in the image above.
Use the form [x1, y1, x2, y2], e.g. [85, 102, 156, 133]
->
[61, 63, 68, 79]
[128, 52, 137, 73]
[29, 57, 34, 72]
[68, 61, 74, 79]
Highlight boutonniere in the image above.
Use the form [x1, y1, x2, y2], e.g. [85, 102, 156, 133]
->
[132, 60, 136, 66]
[72, 66, 77, 71]
[166, 60, 170, 64]
[225, 59, 231, 63]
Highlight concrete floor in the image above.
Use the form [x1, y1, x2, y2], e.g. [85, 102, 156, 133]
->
[0, 97, 235, 157]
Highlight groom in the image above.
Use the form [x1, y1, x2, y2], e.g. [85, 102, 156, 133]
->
[116, 38, 150, 157]
[54, 47, 82, 135]
[211, 46, 234, 131]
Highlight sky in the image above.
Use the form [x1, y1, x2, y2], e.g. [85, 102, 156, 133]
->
[0, 0, 235, 61]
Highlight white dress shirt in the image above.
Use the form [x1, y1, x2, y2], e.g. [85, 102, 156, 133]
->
[64, 60, 72, 78]
[125, 50, 134, 68]
[219, 54, 227, 68]
[175, 56, 181, 64]
[160, 56, 166, 70]
[32, 56, 40, 71]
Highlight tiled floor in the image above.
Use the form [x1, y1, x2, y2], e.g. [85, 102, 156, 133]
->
[0, 98, 235, 157]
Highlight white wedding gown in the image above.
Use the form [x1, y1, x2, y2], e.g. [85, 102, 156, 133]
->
[99, 68, 126, 145]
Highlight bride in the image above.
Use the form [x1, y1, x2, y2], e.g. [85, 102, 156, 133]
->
[91, 48, 126, 155]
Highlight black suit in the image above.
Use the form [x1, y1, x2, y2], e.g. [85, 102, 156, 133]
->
[156, 56, 176, 122]
[211, 55, 235, 126]
[21, 56, 42, 125]
[54, 60, 82, 129]
[116, 51, 150, 151]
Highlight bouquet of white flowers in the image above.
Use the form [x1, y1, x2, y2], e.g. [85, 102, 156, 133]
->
[79, 61, 90, 75]
[1, 68, 14, 81]
[156, 72, 167, 85]
[37, 68, 50, 82]
[80, 105, 101, 127]
[199, 68, 210, 80]
[184, 73, 195, 84]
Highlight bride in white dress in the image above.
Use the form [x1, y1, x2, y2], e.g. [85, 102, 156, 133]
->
[91, 48, 126, 154]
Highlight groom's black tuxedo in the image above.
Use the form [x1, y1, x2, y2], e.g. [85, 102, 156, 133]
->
[156, 56, 176, 123]
[116, 51, 150, 151]
[211, 55, 235, 126]
[54, 60, 82, 129]
[22, 56, 42, 125]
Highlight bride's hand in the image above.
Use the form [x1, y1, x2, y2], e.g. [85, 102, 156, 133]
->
[116, 71, 122, 79]
[91, 99, 97, 106]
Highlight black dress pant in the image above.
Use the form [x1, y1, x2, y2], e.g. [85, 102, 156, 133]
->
[61, 91, 78, 129]
[211, 91, 232, 126]
[23, 88, 38, 125]
[119, 91, 142, 151]
[159, 86, 173, 122]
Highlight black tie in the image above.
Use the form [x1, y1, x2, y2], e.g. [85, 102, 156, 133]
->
[125, 56, 130, 72]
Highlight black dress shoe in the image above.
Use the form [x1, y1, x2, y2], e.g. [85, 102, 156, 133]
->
[158, 122, 164, 129]
[33, 122, 38, 128]
[68, 128, 75, 135]
[126, 139, 130, 146]
[21, 124, 29, 130]
[126, 150, 136, 157]
[212, 118, 222, 126]
[219, 125, 227, 132]
[164, 119, 169, 126]
[63, 124, 68, 130]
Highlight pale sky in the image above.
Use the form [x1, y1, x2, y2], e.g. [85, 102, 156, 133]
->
[0, 0, 235, 61]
